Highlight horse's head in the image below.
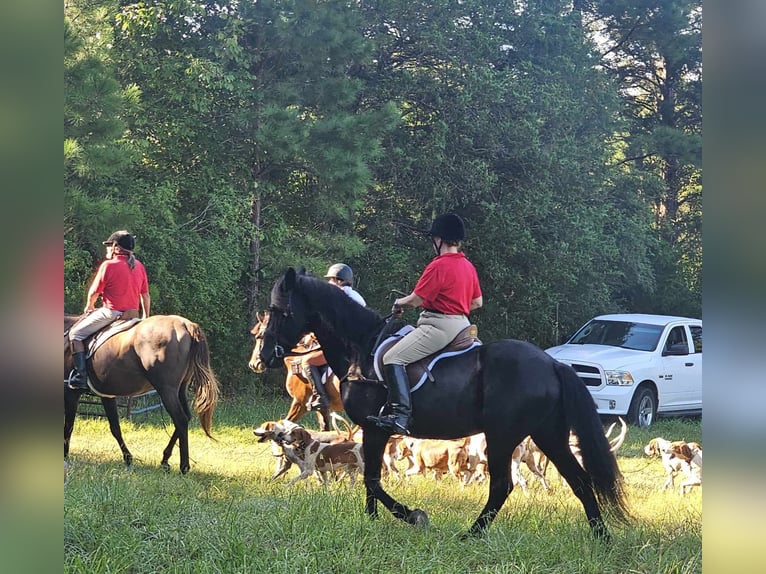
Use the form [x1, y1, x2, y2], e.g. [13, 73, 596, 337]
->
[259, 268, 312, 368]
[247, 312, 270, 373]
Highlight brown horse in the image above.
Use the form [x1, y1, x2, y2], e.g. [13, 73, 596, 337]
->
[64, 313, 220, 474]
[248, 311, 343, 430]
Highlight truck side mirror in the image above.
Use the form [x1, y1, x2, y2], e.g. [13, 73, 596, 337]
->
[662, 343, 689, 356]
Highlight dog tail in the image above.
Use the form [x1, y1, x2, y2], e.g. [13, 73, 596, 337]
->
[330, 412, 356, 440]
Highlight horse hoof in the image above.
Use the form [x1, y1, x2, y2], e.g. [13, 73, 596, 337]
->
[407, 509, 429, 528]
[161, 462, 170, 473]
[460, 525, 487, 540]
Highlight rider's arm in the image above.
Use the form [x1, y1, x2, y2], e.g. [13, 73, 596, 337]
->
[84, 283, 101, 312]
[140, 292, 151, 318]
[470, 296, 483, 311]
[395, 292, 423, 309]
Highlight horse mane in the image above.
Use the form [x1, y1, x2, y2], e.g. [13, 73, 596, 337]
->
[296, 273, 384, 346]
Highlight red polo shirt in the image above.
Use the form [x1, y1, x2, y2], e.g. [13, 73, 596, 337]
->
[92, 255, 148, 312]
[413, 252, 481, 315]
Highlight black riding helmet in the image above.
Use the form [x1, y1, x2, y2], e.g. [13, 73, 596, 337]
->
[325, 263, 354, 286]
[103, 230, 135, 251]
[428, 213, 465, 243]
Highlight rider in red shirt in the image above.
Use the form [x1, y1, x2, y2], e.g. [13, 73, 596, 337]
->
[367, 213, 483, 434]
[67, 230, 151, 390]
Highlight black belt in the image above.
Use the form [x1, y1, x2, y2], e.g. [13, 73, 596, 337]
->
[422, 308, 467, 318]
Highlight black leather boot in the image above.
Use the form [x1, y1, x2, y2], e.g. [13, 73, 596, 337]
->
[366, 364, 411, 434]
[68, 351, 89, 390]
[305, 365, 330, 411]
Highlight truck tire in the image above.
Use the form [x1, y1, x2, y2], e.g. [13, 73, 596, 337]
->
[628, 386, 656, 428]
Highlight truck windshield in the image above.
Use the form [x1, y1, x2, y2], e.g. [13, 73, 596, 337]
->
[568, 320, 663, 351]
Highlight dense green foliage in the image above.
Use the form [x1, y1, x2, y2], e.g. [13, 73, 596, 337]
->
[64, 0, 702, 388]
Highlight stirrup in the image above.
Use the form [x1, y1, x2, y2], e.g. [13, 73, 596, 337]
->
[366, 414, 410, 435]
[66, 372, 89, 391]
[307, 394, 327, 411]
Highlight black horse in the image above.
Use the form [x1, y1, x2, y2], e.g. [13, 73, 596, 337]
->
[258, 268, 630, 538]
[65, 314, 220, 474]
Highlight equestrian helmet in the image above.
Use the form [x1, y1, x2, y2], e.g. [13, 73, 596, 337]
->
[325, 263, 354, 286]
[428, 213, 465, 242]
[103, 230, 135, 251]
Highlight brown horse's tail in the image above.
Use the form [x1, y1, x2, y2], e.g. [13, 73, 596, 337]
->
[185, 321, 221, 439]
[556, 361, 632, 526]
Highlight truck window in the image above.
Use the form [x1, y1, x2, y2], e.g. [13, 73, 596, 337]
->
[689, 325, 702, 353]
[569, 320, 662, 351]
[664, 326, 689, 352]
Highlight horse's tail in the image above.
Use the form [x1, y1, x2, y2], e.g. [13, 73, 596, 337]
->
[556, 361, 632, 525]
[185, 321, 221, 439]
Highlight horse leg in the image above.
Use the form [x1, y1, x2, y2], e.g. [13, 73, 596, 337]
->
[100, 397, 133, 467]
[284, 398, 308, 423]
[465, 434, 518, 537]
[316, 409, 330, 431]
[161, 430, 181, 472]
[64, 389, 80, 459]
[154, 384, 191, 473]
[532, 427, 608, 540]
[284, 376, 310, 423]
[362, 431, 429, 527]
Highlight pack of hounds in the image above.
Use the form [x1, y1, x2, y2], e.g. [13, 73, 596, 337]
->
[253, 414, 701, 494]
[643, 436, 702, 495]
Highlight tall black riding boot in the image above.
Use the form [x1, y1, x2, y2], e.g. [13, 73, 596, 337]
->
[305, 365, 330, 411]
[366, 364, 411, 435]
[68, 351, 89, 390]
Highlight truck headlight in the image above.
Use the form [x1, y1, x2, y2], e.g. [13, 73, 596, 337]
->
[605, 370, 635, 386]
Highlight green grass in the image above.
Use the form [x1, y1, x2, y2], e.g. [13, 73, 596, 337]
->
[65, 387, 701, 573]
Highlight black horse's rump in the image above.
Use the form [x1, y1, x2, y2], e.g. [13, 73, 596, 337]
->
[259, 267, 630, 539]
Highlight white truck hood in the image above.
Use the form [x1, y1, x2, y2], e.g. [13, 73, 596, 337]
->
[545, 344, 649, 369]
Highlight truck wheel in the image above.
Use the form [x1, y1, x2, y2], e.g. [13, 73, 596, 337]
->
[628, 386, 656, 428]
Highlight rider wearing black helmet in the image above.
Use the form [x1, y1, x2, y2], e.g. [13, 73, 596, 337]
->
[300, 263, 367, 410]
[67, 230, 151, 390]
[366, 214, 482, 434]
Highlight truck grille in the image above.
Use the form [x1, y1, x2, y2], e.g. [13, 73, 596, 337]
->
[569, 363, 603, 387]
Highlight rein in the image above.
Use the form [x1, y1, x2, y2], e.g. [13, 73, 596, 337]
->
[370, 311, 397, 358]
[275, 346, 323, 359]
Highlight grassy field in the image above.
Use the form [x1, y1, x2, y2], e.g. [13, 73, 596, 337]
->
[64, 386, 701, 573]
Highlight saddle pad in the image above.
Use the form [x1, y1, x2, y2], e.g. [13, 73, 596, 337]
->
[87, 318, 142, 358]
[373, 325, 481, 393]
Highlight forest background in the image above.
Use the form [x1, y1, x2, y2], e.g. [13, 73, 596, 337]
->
[64, 0, 702, 389]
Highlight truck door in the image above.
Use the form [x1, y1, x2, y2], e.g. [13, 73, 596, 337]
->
[659, 324, 702, 410]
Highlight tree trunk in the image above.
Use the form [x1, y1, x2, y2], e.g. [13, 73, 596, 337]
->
[248, 186, 262, 326]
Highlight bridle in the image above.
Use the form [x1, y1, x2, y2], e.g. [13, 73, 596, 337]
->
[259, 303, 322, 360]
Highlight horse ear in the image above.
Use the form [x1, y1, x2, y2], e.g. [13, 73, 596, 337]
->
[283, 267, 297, 291]
[296, 266, 307, 276]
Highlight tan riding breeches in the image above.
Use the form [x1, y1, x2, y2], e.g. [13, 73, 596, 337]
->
[68, 307, 123, 342]
[383, 311, 469, 366]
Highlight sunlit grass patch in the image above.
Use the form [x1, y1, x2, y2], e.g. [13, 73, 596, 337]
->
[65, 393, 701, 573]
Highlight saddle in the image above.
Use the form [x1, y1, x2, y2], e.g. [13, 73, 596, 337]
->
[63, 312, 142, 358]
[371, 324, 482, 393]
[84, 317, 142, 357]
[65, 313, 142, 394]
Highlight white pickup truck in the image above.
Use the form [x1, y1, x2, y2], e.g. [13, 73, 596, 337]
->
[545, 314, 702, 427]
